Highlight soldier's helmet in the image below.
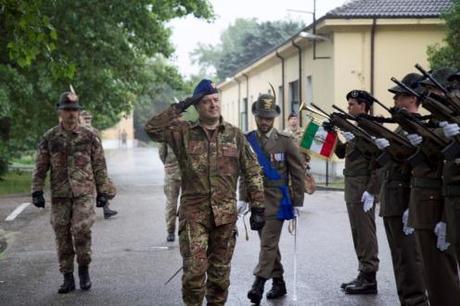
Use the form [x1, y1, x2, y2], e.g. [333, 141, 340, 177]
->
[419, 67, 457, 88]
[56, 87, 83, 110]
[388, 73, 424, 96]
[251, 93, 280, 118]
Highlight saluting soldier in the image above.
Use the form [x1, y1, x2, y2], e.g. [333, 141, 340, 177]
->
[244, 94, 305, 305]
[144, 79, 265, 306]
[373, 73, 428, 305]
[32, 88, 111, 293]
[403, 68, 460, 305]
[334, 90, 380, 295]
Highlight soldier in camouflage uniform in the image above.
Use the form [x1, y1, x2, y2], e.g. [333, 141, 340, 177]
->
[32, 89, 111, 294]
[80, 110, 118, 219]
[159, 141, 181, 241]
[244, 95, 305, 305]
[283, 112, 310, 165]
[334, 90, 380, 295]
[144, 79, 265, 306]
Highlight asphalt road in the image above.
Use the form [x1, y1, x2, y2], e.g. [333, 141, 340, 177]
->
[0, 148, 399, 305]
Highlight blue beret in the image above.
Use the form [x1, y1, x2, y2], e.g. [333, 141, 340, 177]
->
[193, 79, 218, 97]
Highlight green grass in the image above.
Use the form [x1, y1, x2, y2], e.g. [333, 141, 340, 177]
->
[0, 170, 32, 196]
[317, 179, 344, 189]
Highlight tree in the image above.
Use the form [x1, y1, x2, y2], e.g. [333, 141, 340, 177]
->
[428, 0, 460, 69]
[191, 18, 304, 81]
[0, 0, 214, 177]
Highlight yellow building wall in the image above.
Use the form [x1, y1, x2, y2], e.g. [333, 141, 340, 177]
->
[220, 82, 239, 127]
[373, 25, 445, 116]
[332, 24, 445, 113]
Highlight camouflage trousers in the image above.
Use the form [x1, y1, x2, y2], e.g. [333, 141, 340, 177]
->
[50, 195, 96, 273]
[179, 218, 237, 306]
[164, 171, 181, 233]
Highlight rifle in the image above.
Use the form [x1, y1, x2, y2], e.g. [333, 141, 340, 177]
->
[332, 104, 416, 164]
[310, 103, 375, 144]
[415, 64, 460, 115]
[310, 103, 379, 161]
[391, 77, 460, 160]
[373, 89, 448, 166]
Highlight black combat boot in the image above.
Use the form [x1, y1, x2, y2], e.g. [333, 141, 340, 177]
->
[340, 272, 363, 290]
[266, 277, 287, 299]
[247, 276, 267, 305]
[78, 266, 92, 291]
[344, 272, 377, 295]
[166, 232, 175, 242]
[58, 272, 75, 294]
[103, 204, 118, 219]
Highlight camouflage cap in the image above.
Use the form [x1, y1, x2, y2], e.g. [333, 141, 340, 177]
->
[419, 67, 457, 88]
[251, 94, 280, 118]
[388, 73, 424, 95]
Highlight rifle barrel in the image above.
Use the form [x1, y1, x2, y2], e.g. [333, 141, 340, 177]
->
[390, 77, 421, 99]
[414, 63, 449, 96]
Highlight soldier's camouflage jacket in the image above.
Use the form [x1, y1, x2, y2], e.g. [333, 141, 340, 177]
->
[144, 106, 264, 226]
[32, 125, 110, 198]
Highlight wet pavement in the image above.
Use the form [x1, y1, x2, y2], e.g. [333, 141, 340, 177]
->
[0, 148, 399, 305]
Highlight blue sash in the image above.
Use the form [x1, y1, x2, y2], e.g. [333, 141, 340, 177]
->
[246, 131, 294, 221]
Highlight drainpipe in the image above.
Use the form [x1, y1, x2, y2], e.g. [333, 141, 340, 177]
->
[236, 77, 241, 128]
[370, 18, 377, 115]
[291, 40, 303, 126]
[243, 73, 249, 130]
[276, 50, 286, 129]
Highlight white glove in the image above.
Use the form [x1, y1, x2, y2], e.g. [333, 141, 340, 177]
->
[360, 191, 374, 212]
[374, 138, 390, 150]
[341, 131, 355, 142]
[237, 201, 249, 217]
[439, 121, 460, 138]
[434, 222, 450, 251]
[406, 133, 423, 146]
[402, 209, 414, 236]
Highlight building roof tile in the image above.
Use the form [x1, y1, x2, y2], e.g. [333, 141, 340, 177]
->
[326, 0, 452, 18]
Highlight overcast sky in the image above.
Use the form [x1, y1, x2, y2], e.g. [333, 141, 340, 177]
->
[168, 0, 349, 77]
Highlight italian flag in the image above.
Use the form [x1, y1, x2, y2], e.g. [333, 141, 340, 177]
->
[300, 121, 337, 159]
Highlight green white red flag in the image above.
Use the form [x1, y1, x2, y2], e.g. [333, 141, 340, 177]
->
[300, 121, 337, 159]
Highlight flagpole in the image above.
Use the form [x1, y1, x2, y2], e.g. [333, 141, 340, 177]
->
[292, 211, 298, 301]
